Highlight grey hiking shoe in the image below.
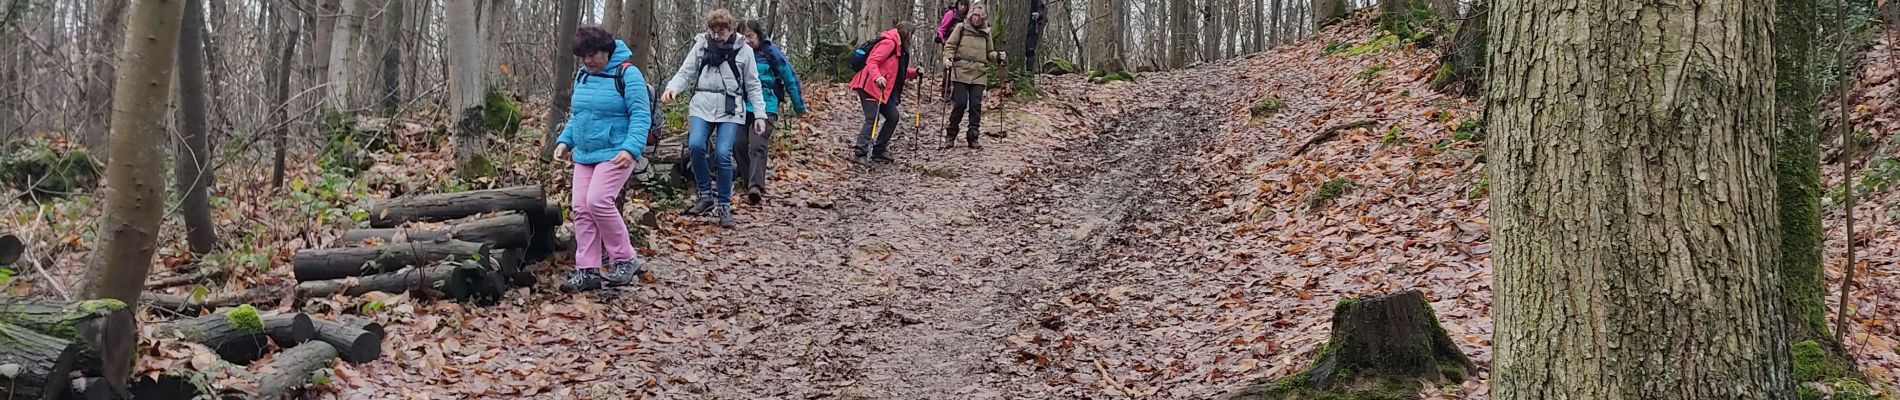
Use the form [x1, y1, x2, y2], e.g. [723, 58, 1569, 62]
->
[715, 205, 735, 229]
[746, 186, 764, 205]
[560, 268, 606, 293]
[686, 198, 715, 216]
[603, 259, 644, 285]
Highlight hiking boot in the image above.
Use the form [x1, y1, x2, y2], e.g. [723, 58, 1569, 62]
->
[603, 259, 644, 286]
[941, 140, 957, 150]
[968, 140, 984, 150]
[715, 205, 736, 229]
[686, 198, 715, 216]
[872, 154, 896, 164]
[559, 268, 606, 293]
[746, 186, 764, 205]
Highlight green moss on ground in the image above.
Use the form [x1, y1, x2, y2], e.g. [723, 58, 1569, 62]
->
[1252, 96, 1286, 118]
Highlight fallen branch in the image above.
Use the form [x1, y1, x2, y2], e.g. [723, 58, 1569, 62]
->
[295, 264, 479, 301]
[1291, 120, 1378, 157]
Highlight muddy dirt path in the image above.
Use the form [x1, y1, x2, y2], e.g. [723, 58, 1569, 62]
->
[340, 85, 1216, 399]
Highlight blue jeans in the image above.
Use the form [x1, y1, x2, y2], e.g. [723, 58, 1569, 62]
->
[687, 117, 740, 206]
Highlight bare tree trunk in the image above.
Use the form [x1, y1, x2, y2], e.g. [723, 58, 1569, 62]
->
[604, 0, 621, 30]
[481, 0, 511, 88]
[1086, 0, 1125, 71]
[272, 8, 302, 189]
[326, 0, 359, 111]
[1169, 0, 1193, 67]
[81, 0, 130, 159]
[88, 0, 188, 391]
[175, 0, 217, 255]
[1486, 0, 1794, 397]
[540, 0, 581, 160]
[447, 0, 491, 179]
[381, 0, 405, 115]
[1201, 0, 1220, 61]
[627, 0, 655, 71]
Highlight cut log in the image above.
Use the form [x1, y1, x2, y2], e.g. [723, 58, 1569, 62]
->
[338, 213, 532, 248]
[142, 286, 281, 312]
[331, 314, 385, 338]
[491, 247, 535, 288]
[72, 374, 204, 400]
[0, 322, 81, 400]
[309, 318, 380, 363]
[249, 341, 339, 399]
[367, 185, 546, 228]
[0, 297, 125, 341]
[292, 239, 489, 281]
[525, 203, 562, 262]
[296, 264, 477, 301]
[1217, 290, 1474, 400]
[264, 313, 317, 347]
[0, 233, 22, 265]
[152, 308, 288, 364]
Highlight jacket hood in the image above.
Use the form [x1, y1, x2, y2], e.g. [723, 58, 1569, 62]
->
[880, 28, 905, 45]
[958, 21, 989, 36]
[608, 39, 632, 69]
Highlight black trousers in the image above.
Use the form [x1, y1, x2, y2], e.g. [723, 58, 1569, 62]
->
[736, 114, 777, 191]
[856, 91, 901, 156]
[946, 82, 985, 142]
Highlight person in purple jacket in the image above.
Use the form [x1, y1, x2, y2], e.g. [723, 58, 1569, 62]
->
[936, 0, 970, 102]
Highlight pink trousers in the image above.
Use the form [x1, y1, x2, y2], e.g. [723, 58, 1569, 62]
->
[571, 162, 638, 269]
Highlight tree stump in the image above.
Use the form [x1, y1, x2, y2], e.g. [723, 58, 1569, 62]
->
[338, 213, 533, 249]
[1217, 290, 1474, 400]
[292, 239, 489, 281]
[0, 322, 81, 400]
[309, 318, 381, 364]
[264, 313, 318, 348]
[248, 341, 339, 399]
[367, 185, 545, 228]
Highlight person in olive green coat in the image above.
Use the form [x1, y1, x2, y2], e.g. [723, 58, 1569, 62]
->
[940, 6, 1004, 149]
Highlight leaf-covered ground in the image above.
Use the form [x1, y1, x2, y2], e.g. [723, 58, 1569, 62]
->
[3, 11, 1899, 399]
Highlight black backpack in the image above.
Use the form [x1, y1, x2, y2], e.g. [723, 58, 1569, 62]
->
[849, 37, 885, 72]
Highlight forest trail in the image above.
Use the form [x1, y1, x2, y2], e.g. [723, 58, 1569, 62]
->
[332, 67, 1228, 398]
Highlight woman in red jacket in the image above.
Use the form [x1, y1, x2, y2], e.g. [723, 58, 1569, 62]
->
[849, 20, 919, 164]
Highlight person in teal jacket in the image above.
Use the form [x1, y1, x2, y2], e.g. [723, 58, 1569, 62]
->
[551, 25, 652, 293]
[737, 20, 808, 205]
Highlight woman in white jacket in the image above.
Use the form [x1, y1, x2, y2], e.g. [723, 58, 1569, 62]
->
[660, 8, 767, 229]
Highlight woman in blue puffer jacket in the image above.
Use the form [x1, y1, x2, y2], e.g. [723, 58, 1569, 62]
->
[551, 25, 653, 293]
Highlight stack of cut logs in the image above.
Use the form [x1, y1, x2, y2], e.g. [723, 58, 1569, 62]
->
[293, 186, 564, 303]
[0, 298, 383, 399]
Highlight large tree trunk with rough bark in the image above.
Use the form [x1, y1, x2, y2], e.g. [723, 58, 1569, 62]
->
[1484, 0, 1794, 397]
[447, 0, 490, 179]
[176, 0, 217, 255]
[87, 0, 189, 392]
[625, 0, 656, 71]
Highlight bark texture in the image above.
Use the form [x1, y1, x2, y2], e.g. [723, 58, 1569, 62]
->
[1086, 0, 1127, 71]
[87, 0, 189, 391]
[1485, 0, 1794, 397]
[309, 317, 381, 363]
[339, 213, 532, 248]
[366, 185, 546, 228]
[175, 0, 218, 255]
[249, 341, 338, 399]
[291, 239, 490, 281]
[541, 0, 582, 160]
[0, 322, 80, 400]
[1217, 291, 1473, 399]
